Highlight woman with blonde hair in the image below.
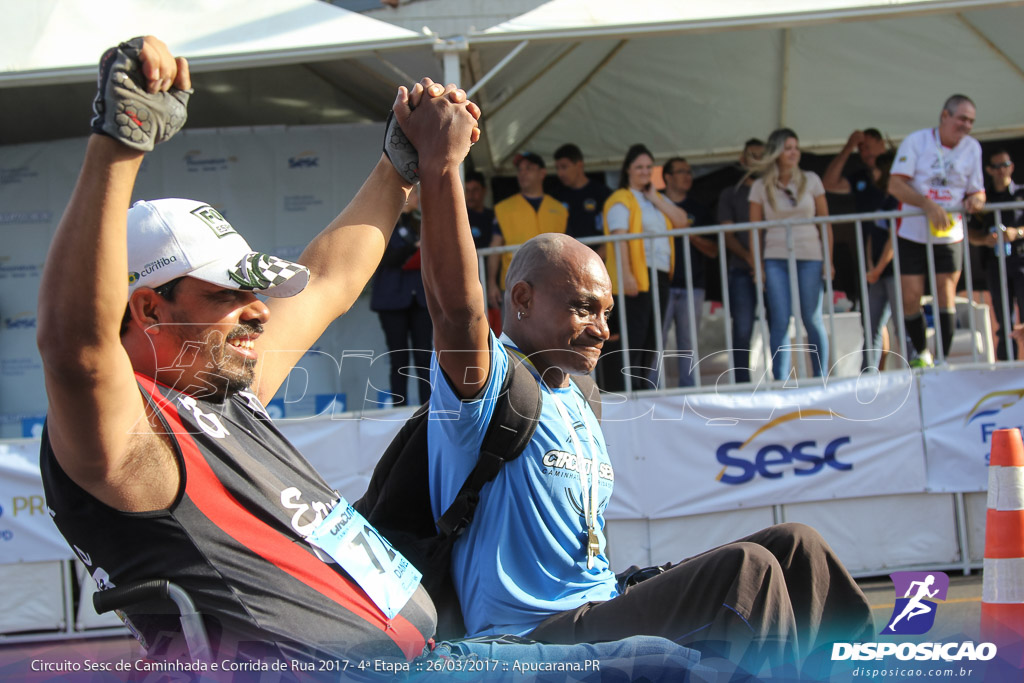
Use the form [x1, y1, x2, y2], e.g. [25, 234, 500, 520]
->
[748, 128, 833, 380]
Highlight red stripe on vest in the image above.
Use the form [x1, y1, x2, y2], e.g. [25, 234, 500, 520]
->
[137, 374, 426, 660]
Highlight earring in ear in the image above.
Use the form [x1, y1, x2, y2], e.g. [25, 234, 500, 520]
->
[518, 310, 524, 321]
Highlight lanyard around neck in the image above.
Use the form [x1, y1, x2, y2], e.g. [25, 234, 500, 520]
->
[933, 128, 949, 185]
[499, 334, 602, 567]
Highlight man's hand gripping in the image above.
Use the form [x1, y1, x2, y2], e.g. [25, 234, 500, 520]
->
[91, 35, 192, 151]
[384, 79, 481, 181]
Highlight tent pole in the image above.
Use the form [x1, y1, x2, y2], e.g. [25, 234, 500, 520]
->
[503, 40, 627, 168]
[779, 28, 791, 127]
[484, 43, 581, 120]
[466, 40, 530, 99]
[440, 45, 464, 88]
[370, 53, 418, 87]
[956, 13, 1024, 84]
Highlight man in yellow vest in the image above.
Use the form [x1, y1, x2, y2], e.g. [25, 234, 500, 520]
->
[487, 152, 568, 309]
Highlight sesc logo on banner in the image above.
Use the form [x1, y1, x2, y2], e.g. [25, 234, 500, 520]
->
[714, 410, 853, 485]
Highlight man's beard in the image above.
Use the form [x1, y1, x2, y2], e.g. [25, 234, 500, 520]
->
[210, 325, 261, 395]
[159, 320, 263, 400]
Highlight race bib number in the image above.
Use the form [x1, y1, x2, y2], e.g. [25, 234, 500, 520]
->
[308, 497, 421, 619]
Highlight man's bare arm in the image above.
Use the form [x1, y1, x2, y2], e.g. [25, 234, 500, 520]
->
[252, 157, 413, 402]
[396, 81, 486, 398]
[486, 232, 505, 309]
[822, 131, 861, 194]
[888, 174, 949, 231]
[37, 37, 190, 506]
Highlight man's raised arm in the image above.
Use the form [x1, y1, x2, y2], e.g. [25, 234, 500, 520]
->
[393, 81, 485, 398]
[250, 156, 415, 401]
[251, 87, 472, 402]
[37, 37, 190, 498]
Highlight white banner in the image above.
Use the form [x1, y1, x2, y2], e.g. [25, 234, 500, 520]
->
[0, 441, 73, 562]
[601, 371, 926, 518]
[8, 365, 994, 568]
[921, 365, 1024, 492]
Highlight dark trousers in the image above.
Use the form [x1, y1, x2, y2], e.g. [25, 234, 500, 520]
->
[599, 271, 670, 392]
[986, 261, 1024, 361]
[377, 303, 433, 406]
[527, 523, 873, 676]
[729, 267, 758, 383]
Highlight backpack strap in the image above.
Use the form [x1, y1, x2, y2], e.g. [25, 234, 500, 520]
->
[435, 346, 542, 537]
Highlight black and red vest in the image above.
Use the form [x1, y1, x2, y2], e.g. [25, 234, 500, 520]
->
[40, 373, 435, 662]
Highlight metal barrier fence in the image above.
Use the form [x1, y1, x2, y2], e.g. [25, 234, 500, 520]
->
[477, 200, 1024, 393]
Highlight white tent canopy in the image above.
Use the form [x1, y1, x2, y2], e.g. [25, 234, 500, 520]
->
[2, 0, 435, 85]
[463, 0, 1024, 171]
[0, 0, 443, 143]
[4, 0, 1024, 165]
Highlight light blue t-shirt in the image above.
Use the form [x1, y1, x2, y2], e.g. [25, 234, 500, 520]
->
[427, 332, 618, 637]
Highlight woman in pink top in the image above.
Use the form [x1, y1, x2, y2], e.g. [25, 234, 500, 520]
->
[748, 128, 833, 380]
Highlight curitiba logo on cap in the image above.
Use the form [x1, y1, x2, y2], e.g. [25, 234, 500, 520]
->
[190, 205, 237, 238]
[128, 271, 141, 285]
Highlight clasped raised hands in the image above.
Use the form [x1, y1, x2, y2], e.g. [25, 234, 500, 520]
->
[393, 78, 481, 175]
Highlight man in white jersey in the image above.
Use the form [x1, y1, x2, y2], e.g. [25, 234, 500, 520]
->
[888, 94, 986, 366]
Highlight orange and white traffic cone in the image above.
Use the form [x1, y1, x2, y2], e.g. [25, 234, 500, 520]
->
[982, 428, 1024, 668]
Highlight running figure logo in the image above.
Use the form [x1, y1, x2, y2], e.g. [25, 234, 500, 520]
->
[881, 571, 949, 635]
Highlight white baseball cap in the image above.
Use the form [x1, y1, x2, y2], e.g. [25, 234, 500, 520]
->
[126, 198, 309, 299]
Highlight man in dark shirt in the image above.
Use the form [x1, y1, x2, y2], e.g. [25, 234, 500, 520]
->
[719, 138, 764, 383]
[822, 128, 889, 213]
[465, 170, 497, 250]
[968, 149, 1024, 359]
[823, 129, 903, 369]
[553, 143, 612, 258]
[657, 157, 715, 387]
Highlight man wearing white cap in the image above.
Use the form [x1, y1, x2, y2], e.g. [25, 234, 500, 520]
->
[35, 36, 471, 663]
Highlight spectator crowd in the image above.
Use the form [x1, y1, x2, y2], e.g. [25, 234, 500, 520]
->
[441, 93, 1023, 390]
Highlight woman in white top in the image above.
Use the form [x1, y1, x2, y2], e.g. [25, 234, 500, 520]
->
[748, 128, 833, 380]
[602, 144, 688, 390]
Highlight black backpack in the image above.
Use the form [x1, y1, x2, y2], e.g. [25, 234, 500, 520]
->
[354, 348, 601, 639]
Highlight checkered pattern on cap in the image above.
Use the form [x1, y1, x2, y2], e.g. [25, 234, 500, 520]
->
[229, 253, 309, 296]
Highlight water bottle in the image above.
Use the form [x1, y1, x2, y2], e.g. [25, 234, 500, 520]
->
[992, 224, 1012, 257]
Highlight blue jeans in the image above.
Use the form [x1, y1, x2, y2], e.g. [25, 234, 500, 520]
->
[728, 268, 757, 383]
[764, 259, 828, 380]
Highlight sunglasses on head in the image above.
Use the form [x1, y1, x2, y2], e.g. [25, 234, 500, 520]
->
[989, 161, 1013, 169]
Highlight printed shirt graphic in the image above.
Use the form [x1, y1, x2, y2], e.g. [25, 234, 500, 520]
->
[882, 571, 949, 635]
[427, 332, 617, 637]
[890, 128, 983, 244]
